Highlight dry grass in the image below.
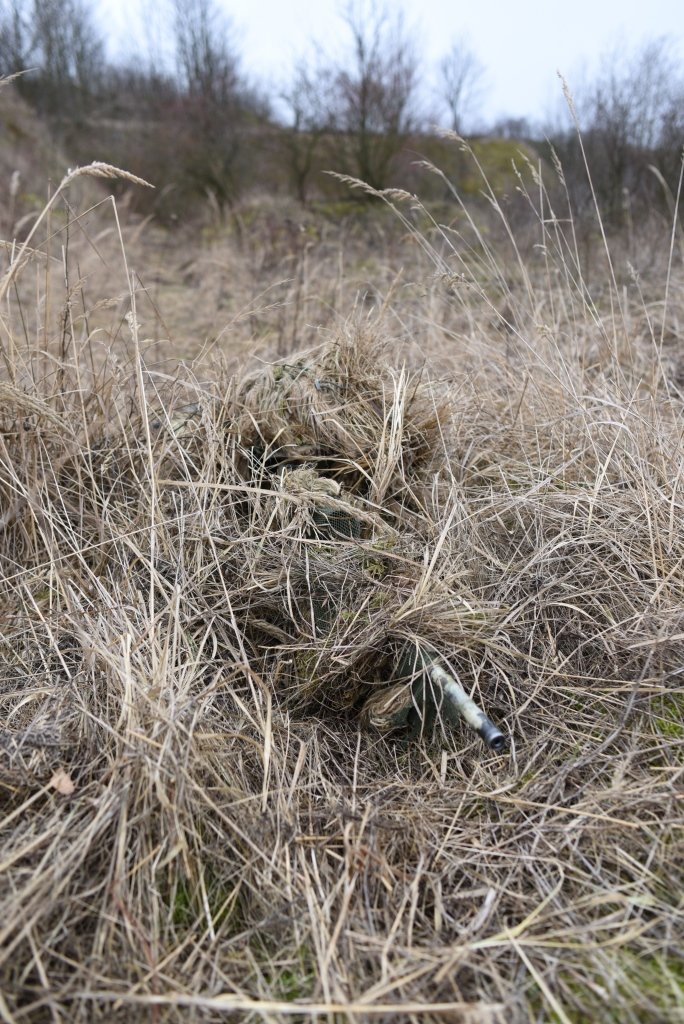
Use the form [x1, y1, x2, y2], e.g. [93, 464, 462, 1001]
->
[0, 142, 683, 1024]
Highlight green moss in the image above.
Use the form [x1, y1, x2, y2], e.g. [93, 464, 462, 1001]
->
[369, 535, 397, 552]
[461, 138, 538, 196]
[170, 877, 193, 929]
[312, 199, 369, 219]
[163, 869, 242, 935]
[294, 647, 320, 683]
[364, 556, 387, 579]
[276, 962, 314, 1002]
[338, 608, 370, 627]
[652, 693, 684, 739]
[249, 939, 317, 1003]
[527, 952, 684, 1023]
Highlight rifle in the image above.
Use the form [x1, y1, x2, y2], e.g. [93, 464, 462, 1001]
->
[361, 646, 506, 751]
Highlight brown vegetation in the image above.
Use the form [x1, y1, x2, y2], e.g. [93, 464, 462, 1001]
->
[0, 88, 683, 1023]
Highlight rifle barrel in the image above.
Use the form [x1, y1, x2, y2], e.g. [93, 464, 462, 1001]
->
[428, 661, 506, 752]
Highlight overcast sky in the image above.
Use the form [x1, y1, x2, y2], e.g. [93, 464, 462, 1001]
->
[100, 0, 683, 127]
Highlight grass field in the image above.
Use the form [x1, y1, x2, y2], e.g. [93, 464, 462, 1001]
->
[1, 139, 683, 1023]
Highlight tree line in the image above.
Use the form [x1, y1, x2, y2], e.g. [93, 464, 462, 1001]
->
[1, 0, 682, 223]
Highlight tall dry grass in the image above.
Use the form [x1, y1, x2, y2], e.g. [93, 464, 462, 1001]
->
[0, 139, 683, 1024]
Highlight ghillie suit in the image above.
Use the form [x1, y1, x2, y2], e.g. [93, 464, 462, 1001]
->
[0, 330, 506, 793]
[230, 336, 505, 746]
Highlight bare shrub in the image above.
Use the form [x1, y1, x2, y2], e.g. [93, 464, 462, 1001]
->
[551, 38, 684, 222]
[438, 38, 485, 134]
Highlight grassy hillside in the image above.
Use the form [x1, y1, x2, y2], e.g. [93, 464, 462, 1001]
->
[0, 138, 683, 1023]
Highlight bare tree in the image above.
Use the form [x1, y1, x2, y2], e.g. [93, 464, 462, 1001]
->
[281, 58, 332, 203]
[656, 87, 684, 196]
[552, 37, 684, 220]
[0, 0, 30, 73]
[0, 0, 103, 122]
[171, 0, 269, 211]
[325, 2, 422, 191]
[439, 39, 485, 134]
[174, 0, 238, 109]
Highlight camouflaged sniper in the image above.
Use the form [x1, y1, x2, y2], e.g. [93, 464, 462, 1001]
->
[235, 340, 507, 752]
